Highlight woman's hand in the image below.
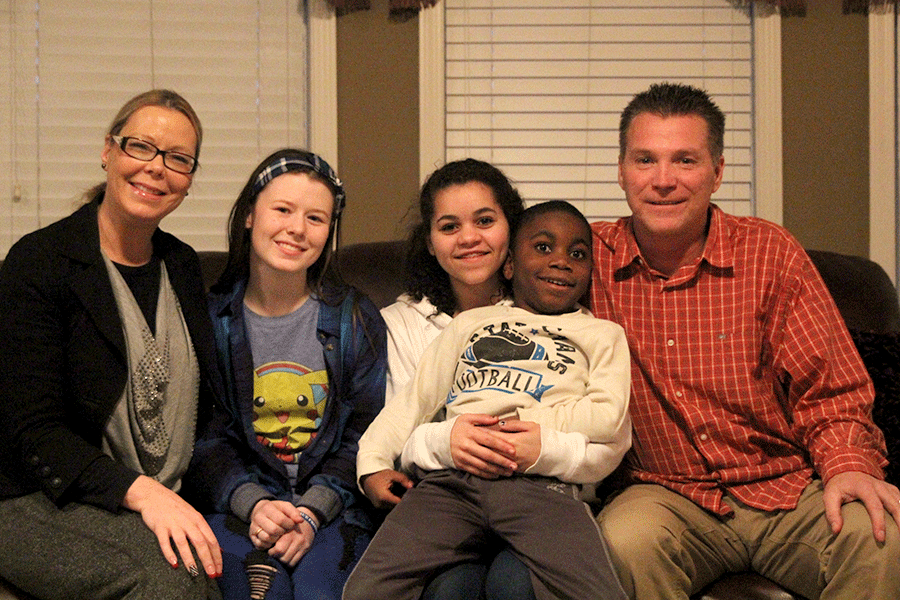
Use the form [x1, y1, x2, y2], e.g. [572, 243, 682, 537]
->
[266, 529, 312, 567]
[450, 414, 519, 478]
[249, 499, 303, 551]
[259, 508, 318, 567]
[361, 469, 413, 508]
[123, 474, 222, 578]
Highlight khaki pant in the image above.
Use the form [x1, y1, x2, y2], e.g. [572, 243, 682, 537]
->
[598, 482, 900, 600]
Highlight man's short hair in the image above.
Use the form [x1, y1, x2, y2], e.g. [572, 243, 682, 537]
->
[618, 82, 725, 160]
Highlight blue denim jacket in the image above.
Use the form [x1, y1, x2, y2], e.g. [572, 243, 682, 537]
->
[188, 279, 386, 525]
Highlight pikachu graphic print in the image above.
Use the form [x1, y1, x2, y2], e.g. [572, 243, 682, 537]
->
[252, 362, 329, 463]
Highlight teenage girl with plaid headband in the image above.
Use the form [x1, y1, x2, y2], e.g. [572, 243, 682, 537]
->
[186, 149, 387, 600]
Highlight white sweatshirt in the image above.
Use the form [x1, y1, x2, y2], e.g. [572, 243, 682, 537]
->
[361, 302, 631, 485]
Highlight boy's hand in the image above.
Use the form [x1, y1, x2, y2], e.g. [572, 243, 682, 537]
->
[451, 414, 518, 478]
[361, 469, 413, 508]
[494, 419, 542, 472]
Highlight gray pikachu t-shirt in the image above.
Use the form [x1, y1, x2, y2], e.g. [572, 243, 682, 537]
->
[243, 298, 329, 486]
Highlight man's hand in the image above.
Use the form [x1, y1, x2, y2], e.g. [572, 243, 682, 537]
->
[361, 469, 413, 509]
[823, 471, 900, 543]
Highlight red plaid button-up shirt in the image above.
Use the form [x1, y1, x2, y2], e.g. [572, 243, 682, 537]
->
[589, 205, 887, 515]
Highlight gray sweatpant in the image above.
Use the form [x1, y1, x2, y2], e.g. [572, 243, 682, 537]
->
[343, 470, 626, 600]
[0, 492, 220, 600]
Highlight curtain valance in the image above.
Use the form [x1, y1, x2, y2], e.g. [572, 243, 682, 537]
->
[324, 0, 897, 18]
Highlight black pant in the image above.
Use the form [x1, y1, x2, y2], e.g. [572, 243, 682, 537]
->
[343, 470, 626, 600]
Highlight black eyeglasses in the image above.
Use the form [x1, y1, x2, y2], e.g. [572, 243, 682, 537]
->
[111, 135, 198, 174]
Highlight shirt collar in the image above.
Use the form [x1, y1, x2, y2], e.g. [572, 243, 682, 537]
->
[595, 217, 642, 273]
[603, 203, 734, 278]
[701, 204, 734, 270]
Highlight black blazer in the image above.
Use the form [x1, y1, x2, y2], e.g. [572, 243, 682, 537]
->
[0, 201, 221, 512]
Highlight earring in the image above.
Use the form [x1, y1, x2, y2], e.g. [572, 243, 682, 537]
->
[101, 162, 107, 170]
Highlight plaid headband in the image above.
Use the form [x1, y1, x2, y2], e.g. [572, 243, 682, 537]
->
[252, 154, 346, 214]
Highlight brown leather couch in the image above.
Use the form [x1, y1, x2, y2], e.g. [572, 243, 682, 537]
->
[1, 243, 897, 600]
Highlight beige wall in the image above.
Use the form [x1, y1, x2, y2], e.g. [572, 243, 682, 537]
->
[782, 0, 869, 257]
[338, 1, 872, 257]
[336, 0, 420, 246]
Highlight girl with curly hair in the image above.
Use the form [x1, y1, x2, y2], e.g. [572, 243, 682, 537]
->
[379, 159, 539, 600]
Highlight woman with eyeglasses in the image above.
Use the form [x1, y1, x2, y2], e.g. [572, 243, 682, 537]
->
[0, 89, 223, 599]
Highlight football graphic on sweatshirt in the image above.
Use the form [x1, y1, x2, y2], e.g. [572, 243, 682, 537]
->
[450, 321, 557, 404]
[462, 326, 545, 368]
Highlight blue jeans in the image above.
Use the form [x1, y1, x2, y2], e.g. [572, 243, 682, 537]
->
[207, 512, 370, 600]
[420, 549, 536, 600]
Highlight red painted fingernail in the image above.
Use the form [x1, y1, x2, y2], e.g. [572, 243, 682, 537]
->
[171, 561, 179, 570]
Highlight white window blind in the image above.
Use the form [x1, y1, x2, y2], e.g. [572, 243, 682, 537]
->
[444, 0, 754, 222]
[2, 0, 309, 256]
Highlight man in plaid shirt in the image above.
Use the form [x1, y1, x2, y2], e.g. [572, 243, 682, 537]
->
[589, 82, 899, 599]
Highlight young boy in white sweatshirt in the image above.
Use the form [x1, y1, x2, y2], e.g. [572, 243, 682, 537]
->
[343, 201, 631, 600]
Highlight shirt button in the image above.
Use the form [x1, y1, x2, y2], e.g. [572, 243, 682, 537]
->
[699, 433, 709, 441]
[326, 344, 334, 351]
[49, 477, 62, 489]
[667, 339, 675, 346]
[39, 466, 51, 477]
[675, 391, 683, 398]
[28, 455, 40, 466]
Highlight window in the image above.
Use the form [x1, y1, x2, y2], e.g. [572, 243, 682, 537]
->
[422, 0, 771, 223]
[1, 0, 311, 255]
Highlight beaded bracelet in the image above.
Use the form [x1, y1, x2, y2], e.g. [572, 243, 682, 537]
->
[299, 511, 319, 535]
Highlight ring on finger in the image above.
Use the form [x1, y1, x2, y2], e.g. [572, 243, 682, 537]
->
[254, 527, 263, 537]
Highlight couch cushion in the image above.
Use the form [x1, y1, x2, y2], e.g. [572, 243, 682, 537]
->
[198, 241, 407, 310]
[197, 251, 228, 291]
[696, 571, 798, 600]
[851, 330, 900, 487]
[336, 240, 407, 309]
[807, 250, 900, 335]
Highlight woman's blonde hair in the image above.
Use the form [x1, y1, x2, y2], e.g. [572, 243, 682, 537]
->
[86, 89, 202, 204]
